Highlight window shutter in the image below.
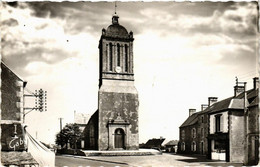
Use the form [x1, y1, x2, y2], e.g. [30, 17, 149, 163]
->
[212, 116, 216, 133]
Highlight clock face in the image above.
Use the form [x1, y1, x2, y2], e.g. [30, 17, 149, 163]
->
[115, 66, 122, 73]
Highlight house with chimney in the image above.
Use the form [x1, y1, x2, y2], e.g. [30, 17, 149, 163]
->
[178, 77, 259, 165]
[178, 105, 210, 155]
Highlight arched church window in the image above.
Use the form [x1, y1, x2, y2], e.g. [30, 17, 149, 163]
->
[117, 43, 120, 66]
[181, 142, 185, 151]
[191, 141, 196, 152]
[192, 128, 196, 138]
[181, 130, 185, 140]
[125, 44, 128, 72]
[109, 43, 113, 71]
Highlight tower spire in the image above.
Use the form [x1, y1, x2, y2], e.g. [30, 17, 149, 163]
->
[112, 1, 119, 24]
[115, 1, 117, 14]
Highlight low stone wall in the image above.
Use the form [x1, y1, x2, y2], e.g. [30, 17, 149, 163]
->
[57, 149, 86, 156]
[1, 151, 38, 166]
[82, 149, 161, 156]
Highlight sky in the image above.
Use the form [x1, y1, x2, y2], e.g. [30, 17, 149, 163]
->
[1, 1, 258, 144]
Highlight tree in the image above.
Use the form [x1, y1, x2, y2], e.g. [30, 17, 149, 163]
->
[55, 123, 82, 149]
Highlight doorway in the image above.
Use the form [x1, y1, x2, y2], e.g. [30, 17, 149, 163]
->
[114, 128, 125, 149]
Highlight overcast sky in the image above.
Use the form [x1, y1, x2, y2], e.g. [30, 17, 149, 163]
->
[1, 1, 258, 144]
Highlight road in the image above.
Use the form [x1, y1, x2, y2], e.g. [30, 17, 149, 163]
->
[55, 153, 243, 167]
[55, 155, 129, 167]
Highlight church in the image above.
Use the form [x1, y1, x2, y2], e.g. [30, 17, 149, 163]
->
[83, 12, 139, 151]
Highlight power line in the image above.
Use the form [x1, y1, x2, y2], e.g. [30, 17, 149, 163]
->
[238, 69, 257, 74]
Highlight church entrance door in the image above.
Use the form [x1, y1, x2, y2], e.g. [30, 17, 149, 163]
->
[114, 128, 125, 149]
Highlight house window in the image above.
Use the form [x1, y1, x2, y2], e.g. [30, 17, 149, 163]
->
[201, 116, 204, 123]
[215, 114, 222, 132]
[191, 141, 196, 152]
[192, 128, 196, 138]
[181, 142, 185, 151]
[109, 43, 113, 71]
[181, 130, 185, 140]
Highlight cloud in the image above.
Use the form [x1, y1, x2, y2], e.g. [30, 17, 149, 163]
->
[2, 18, 18, 26]
[2, 2, 93, 75]
[6, 2, 18, 8]
[26, 2, 114, 36]
[130, 2, 257, 41]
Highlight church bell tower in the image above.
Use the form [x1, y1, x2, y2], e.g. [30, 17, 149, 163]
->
[97, 13, 139, 150]
[98, 14, 134, 87]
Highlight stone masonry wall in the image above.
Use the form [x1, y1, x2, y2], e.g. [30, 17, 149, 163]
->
[98, 86, 139, 151]
[247, 105, 259, 165]
[1, 63, 23, 121]
[229, 111, 244, 163]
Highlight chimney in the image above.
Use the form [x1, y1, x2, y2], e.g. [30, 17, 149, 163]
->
[201, 104, 208, 111]
[253, 77, 259, 90]
[234, 85, 245, 97]
[189, 109, 196, 116]
[208, 97, 218, 106]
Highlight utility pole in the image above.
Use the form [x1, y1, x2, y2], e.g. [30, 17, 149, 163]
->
[58, 118, 63, 131]
[243, 82, 248, 165]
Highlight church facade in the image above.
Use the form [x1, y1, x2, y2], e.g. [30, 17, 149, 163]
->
[84, 13, 139, 151]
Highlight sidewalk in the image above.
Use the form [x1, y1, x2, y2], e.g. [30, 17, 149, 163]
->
[172, 153, 243, 167]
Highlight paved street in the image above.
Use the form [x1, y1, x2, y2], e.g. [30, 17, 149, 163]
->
[55, 153, 243, 167]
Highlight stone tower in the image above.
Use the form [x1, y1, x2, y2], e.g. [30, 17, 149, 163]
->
[97, 13, 139, 150]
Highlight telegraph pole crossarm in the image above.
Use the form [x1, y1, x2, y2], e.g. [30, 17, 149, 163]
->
[24, 108, 37, 115]
[23, 88, 47, 123]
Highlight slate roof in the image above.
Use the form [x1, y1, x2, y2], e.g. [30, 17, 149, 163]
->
[237, 88, 255, 99]
[145, 138, 165, 147]
[179, 112, 200, 128]
[165, 140, 179, 146]
[103, 15, 130, 39]
[206, 97, 233, 113]
[106, 24, 129, 38]
[180, 88, 258, 128]
[247, 89, 258, 101]
[248, 96, 259, 108]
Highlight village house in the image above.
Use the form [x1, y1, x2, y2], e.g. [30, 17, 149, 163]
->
[74, 111, 91, 149]
[1, 62, 38, 166]
[141, 137, 165, 150]
[178, 77, 259, 165]
[164, 140, 179, 153]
